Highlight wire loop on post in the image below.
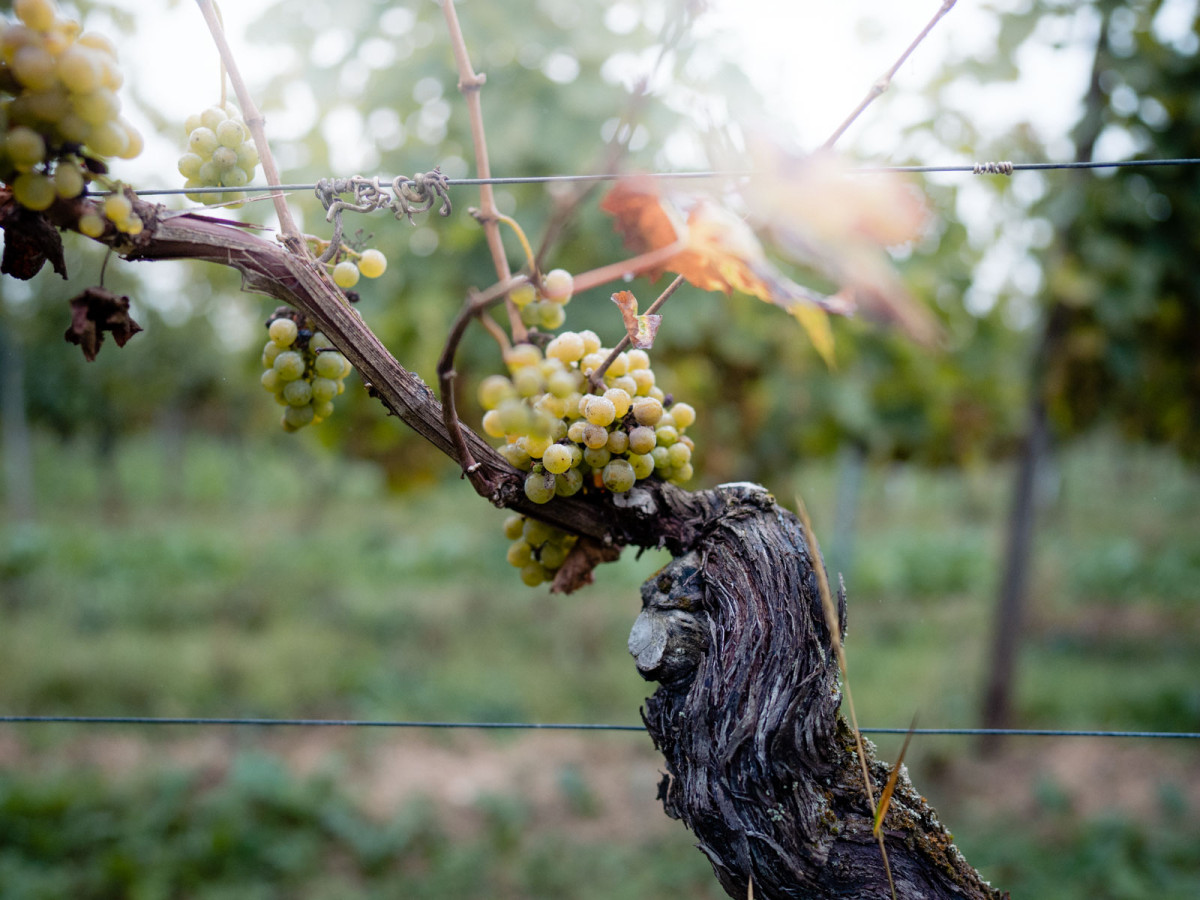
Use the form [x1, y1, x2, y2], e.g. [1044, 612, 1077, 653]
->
[972, 160, 1015, 175]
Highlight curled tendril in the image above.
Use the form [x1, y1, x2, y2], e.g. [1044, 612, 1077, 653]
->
[313, 169, 453, 262]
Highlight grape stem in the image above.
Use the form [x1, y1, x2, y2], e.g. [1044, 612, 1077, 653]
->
[588, 273, 685, 392]
[821, 0, 958, 150]
[194, 0, 306, 256]
[437, 274, 529, 493]
[441, 0, 524, 341]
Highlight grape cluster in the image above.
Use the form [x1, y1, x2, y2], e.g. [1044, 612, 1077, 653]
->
[259, 312, 352, 432]
[478, 330, 697, 504]
[511, 268, 574, 331]
[178, 105, 259, 206]
[502, 513, 578, 587]
[0, 0, 142, 211]
[331, 247, 388, 289]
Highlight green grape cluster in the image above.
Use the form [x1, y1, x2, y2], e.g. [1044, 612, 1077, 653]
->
[177, 104, 259, 205]
[0, 0, 142, 211]
[259, 312, 352, 432]
[502, 513, 579, 587]
[478, 330, 697, 505]
[510, 268, 574, 331]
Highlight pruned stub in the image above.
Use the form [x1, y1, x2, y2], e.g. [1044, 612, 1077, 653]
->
[628, 550, 709, 688]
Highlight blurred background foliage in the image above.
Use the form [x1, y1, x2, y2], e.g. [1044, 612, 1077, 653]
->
[1, 0, 1199, 897]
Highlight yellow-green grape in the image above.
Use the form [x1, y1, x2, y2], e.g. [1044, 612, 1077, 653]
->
[313, 400, 335, 420]
[582, 395, 616, 428]
[262, 341, 282, 368]
[11, 172, 55, 210]
[504, 343, 542, 370]
[627, 348, 650, 370]
[6, 126, 46, 170]
[523, 433, 553, 459]
[539, 541, 571, 570]
[606, 353, 629, 377]
[554, 467, 583, 497]
[500, 442, 533, 471]
[537, 301, 565, 331]
[581, 423, 609, 450]
[672, 463, 694, 483]
[358, 248, 387, 278]
[520, 563, 548, 587]
[503, 514, 526, 541]
[604, 388, 632, 419]
[309, 331, 334, 352]
[541, 268, 574, 303]
[668, 442, 692, 468]
[670, 402, 696, 428]
[631, 369, 656, 395]
[332, 260, 360, 288]
[629, 452, 655, 480]
[542, 443, 573, 474]
[509, 282, 537, 309]
[314, 351, 347, 380]
[481, 409, 506, 438]
[102, 192, 131, 225]
[282, 379, 313, 407]
[15, 0, 58, 31]
[632, 396, 664, 426]
[282, 403, 315, 431]
[512, 366, 545, 398]
[268, 317, 299, 348]
[496, 398, 532, 435]
[215, 118, 244, 149]
[507, 540, 534, 568]
[605, 429, 629, 455]
[627, 425, 656, 455]
[602, 458, 636, 493]
[260, 369, 281, 393]
[77, 210, 105, 237]
[546, 331, 585, 364]
[523, 518, 555, 547]
[583, 447, 611, 470]
[273, 350, 306, 381]
[578, 330, 602, 354]
[53, 163, 84, 198]
[478, 374, 515, 410]
[524, 470, 556, 504]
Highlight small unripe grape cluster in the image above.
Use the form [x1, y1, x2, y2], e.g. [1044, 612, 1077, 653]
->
[478, 331, 697, 505]
[0, 0, 142, 211]
[178, 104, 259, 206]
[331, 247, 388, 289]
[502, 513, 578, 587]
[259, 312, 352, 432]
[510, 268, 574, 331]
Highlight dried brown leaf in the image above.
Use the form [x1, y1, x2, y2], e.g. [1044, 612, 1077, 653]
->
[64, 286, 143, 361]
[550, 536, 622, 595]
[0, 201, 67, 281]
[611, 290, 662, 349]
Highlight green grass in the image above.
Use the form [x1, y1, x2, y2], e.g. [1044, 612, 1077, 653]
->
[1, 429, 1198, 897]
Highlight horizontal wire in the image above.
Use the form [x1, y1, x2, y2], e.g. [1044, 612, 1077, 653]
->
[1, 715, 1197, 739]
[127, 157, 1200, 197]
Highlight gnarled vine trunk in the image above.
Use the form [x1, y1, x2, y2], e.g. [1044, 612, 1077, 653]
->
[24, 198, 1006, 900]
[630, 483, 1006, 899]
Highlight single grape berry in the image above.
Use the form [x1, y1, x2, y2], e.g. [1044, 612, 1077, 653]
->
[332, 260, 360, 288]
[541, 268, 574, 303]
[358, 248, 388, 278]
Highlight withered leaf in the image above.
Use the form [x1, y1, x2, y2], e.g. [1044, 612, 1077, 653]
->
[612, 290, 661, 349]
[0, 202, 67, 281]
[550, 536, 622, 595]
[65, 286, 143, 361]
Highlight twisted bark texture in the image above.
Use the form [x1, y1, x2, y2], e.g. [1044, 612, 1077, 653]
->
[630, 483, 1007, 899]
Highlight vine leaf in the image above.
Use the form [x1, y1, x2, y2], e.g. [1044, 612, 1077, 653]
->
[64, 286, 143, 361]
[612, 290, 662, 349]
[601, 178, 846, 363]
[743, 143, 939, 346]
[0, 203, 67, 281]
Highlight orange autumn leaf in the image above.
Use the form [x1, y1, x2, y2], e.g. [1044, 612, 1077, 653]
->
[600, 178, 818, 304]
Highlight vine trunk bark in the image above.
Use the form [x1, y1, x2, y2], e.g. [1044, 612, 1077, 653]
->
[630, 483, 1007, 899]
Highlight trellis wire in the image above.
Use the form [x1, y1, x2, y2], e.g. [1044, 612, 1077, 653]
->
[127, 156, 1200, 197]
[1, 716, 1196, 739]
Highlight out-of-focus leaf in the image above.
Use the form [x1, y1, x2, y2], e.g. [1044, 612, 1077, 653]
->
[64, 287, 143, 361]
[791, 305, 836, 368]
[743, 143, 939, 346]
[612, 290, 661, 349]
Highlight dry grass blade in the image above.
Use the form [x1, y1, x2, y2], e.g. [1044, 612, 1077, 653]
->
[874, 715, 919, 836]
[795, 495, 896, 900]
